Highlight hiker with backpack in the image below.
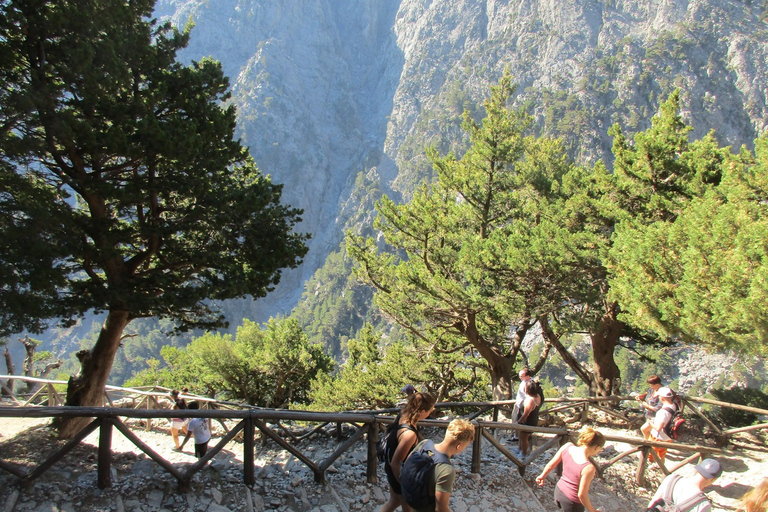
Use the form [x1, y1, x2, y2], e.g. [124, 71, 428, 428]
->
[399, 418, 475, 512]
[535, 427, 605, 512]
[379, 391, 436, 512]
[649, 387, 680, 462]
[647, 458, 722, 512]
[638, 375, 664, 441]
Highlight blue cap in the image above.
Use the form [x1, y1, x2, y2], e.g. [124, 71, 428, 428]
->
[695, 459, 722, 479]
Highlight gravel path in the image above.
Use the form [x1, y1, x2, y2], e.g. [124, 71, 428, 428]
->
[0, 415, 765, 511]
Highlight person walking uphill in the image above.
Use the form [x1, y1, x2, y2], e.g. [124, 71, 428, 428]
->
[178, 401, 211, 459]
[638, 375, 664, 441]
[400, 418, 475, 512]
[380, 391, 436, 512]
[536, 427, 605, 512]
[517, 379, 544, 458]
[649, 387, 678, 462]
[169, 389, 188, 450]
[513, 369, 532, 420]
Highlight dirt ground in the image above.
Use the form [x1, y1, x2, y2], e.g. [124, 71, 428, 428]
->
[1, 411, 766, 511]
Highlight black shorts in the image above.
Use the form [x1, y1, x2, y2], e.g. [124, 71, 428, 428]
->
[194, 442, 208, 459]
[555, 484, 584, 512]
[517, 406, 540, 427]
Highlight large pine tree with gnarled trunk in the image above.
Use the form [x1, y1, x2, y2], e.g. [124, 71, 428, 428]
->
[0, 0, 308, 437]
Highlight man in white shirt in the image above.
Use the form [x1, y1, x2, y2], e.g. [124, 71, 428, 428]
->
[510, 368, 531, 442]
[648, 458, 722, 512]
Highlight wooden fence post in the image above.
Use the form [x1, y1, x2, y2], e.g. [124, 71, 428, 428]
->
[144, 396, 152, 431]
[471, 426, 482, 474]
[98, 417, 113, 489]
[556, 434, 568, 477]
[244, 416, 255, 486]
[367, 422, 378, 484]
[636, 446, 649, 487]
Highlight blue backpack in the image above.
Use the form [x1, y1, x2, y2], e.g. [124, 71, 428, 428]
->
[400, 439, 452, 509]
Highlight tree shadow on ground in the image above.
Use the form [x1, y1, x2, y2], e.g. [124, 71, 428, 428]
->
[712, 481, 752, 499]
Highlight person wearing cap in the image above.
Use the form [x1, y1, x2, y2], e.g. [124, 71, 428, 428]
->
[648, 459, 723, 512]
[649, 386, 678, 462]
[638, 375, 664, 440]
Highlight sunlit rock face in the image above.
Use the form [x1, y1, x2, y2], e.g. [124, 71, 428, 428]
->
[154, 0, 768, 322]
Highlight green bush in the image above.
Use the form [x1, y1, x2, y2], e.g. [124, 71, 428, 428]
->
[710, 387, 768, 427]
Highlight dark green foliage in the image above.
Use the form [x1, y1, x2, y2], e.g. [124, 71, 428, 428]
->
[609, 127, 768, 351]
[0, 0, 309, 419]
[291, 250, 378, 359]
[349, 72, 576, 399]
[0, 0, 308, 336]
[308, 324, 490, 411]
[710, 387, 768, 427]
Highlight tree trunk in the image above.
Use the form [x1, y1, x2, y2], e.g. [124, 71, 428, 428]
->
[2, 347, 14, 395]
[20, 335, 36, 376]
[590, 302, 624, 397]
[463, 313, 514, 401]
[540, 315, 594, 391]
[40, 360, 63, 380]
[55, 310, 131, 439]
[19, 335, 38, 393]
[488, 355, 513, 401]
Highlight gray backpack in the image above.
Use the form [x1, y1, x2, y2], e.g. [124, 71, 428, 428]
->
[646, 474, 709, 512]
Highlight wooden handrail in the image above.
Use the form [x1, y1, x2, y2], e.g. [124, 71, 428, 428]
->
[0, 406, 376, 423]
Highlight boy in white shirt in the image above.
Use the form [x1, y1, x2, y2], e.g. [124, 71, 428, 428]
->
[178, 401, 211, 459]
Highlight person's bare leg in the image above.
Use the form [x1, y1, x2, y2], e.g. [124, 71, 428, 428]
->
[640, 421, 652, 440]
[379, 488, 408, 512]
[519, 432, 529, 456]
[171, 427, 181, 449]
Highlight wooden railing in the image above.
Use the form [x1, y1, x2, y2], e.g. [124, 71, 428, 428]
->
[0, 406, 380, 491]
[2, 376, 764, 492]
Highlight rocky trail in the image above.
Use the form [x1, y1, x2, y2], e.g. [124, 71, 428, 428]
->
[1, 413, 766, 512]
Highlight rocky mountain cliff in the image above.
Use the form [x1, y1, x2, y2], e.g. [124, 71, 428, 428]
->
[8, 0, 766, 378]
[150, 0, 767, 328]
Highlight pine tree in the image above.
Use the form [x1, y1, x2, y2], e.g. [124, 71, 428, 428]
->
[0, 0, 307, 437]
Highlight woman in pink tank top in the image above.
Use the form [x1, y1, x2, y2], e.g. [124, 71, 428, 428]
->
[535, 427, 605, 512]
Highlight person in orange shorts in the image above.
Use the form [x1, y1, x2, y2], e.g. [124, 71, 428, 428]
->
[649, 387, 678, 462]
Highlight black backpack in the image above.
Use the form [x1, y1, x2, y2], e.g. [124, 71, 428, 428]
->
[646, 474, 709, 512]
[400, 439, 452, 509]
[376, 419, 417, 463]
